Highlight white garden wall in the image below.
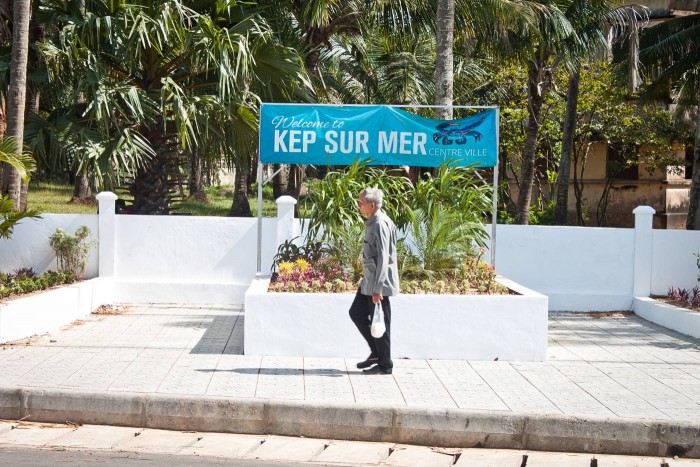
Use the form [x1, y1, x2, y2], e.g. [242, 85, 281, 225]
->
[651, 230, 700, 295]
[487, 225, 636, 311]
[110, 215, 277, 303]
[0, 214, 98, 277]
[2, 195, 699, 311]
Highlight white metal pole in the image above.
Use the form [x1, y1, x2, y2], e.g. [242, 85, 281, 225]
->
[491, 107, 500, 267]
[256, 158, 263, 274]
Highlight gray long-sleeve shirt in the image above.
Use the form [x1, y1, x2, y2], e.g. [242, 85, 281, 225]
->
[360, 210, 400, 297]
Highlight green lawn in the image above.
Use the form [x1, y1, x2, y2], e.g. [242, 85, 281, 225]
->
[27, 182, 96, 215]
[26, 182, 280, 217]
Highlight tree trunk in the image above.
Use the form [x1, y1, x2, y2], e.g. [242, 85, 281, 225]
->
[304, 48, 322, 82]
[516, 64, 546, 225]
[130, 126, 172, 214]
[0, 95, 5, 137]
[686, 95, 700, 230]
[288, 164, 306, 199]
[188, 144, 207, 201]
[228, 164, 252, 217]
[628, 27, 640, 94]
[554, 68, 580, 225]
[272, 163, 289, 199]
[70, 0, 92, 204]
[2, 0, 31, 209]
[71, 171, 92, 202]
[434, 0, 454, 122]
[131, 151, 172, 214]
[18, 0, 43, 212]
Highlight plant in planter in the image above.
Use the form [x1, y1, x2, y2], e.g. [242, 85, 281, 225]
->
[271, 162, 506, 294]
[0, 269, 76, 300]
[49, 226, 96, 279]
[659, 252, 700, 312]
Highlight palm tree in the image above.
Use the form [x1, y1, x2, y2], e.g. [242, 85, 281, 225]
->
[52, 0, 309, 214]
[553, 1, 645, 225]
[502, 1, 578, 224]
[627, 13, 700, 229]
[435, 0, 455, 121]
[1, 0, 30, 209]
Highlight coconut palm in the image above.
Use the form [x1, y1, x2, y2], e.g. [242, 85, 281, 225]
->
[50, 0, 309, 214]
[626, 13, 700, 229]
[1, 0, 30, 209]
[435, 0, 455, 121]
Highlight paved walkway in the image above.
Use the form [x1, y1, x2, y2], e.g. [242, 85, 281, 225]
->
[1, 304, 699, 423]
[2, 422, 699, 466]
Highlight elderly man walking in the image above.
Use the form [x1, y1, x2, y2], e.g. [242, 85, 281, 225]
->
[349, 188, 400, 375]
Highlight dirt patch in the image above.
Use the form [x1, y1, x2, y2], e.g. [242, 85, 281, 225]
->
[92, 304, 130, 315]
[651, 296, 700, 313]
[60, 319, 87, 331]
[587, 311, 635, 319]
[0, 334, 43, 349]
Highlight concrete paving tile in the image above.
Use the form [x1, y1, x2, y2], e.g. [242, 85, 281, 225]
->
[0, 423, 75, 446]
[524, 451, 600, 466]
[113, 428, 202, 453]
[0, 422, 15, 435]
[669, 459, 700, 466]
[177, 433, 265, 457]
[312, 439, 392, 464]
[49, 424, 140, 449]
[454, 448, 525, 466]
[593, 453, 673, 466]
[244, 435, 328, 462]
[384, 445, 456, 467]
[4, 306, 700, 430]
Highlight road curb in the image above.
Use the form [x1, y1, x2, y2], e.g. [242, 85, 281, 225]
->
[0, 386, 698, 458]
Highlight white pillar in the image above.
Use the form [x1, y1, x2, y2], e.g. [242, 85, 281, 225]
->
[633, 205, 655, 297]
[96, 191, 118, 277]
[276, 196, 298, 248]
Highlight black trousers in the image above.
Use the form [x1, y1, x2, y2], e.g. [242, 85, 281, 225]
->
[349, 288, 392, 370]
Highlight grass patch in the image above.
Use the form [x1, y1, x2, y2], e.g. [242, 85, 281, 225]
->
[26, 182, 282, 217]
[27, 181, 97, 215]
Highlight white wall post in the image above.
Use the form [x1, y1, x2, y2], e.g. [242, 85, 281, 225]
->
[276, 196, 298, 249]
[633, 205, 655, 297]
[96, 191, 118, 277]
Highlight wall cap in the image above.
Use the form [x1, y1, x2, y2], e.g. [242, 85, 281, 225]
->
[276, 195, 297, 206]
[632, 205, 656, 214]
[96, 191, 118, 201]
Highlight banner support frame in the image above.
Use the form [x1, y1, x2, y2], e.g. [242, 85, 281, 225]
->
[256, 103, 500, 274]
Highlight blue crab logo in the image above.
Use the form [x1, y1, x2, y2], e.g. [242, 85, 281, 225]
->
[432, 115, 486, 145]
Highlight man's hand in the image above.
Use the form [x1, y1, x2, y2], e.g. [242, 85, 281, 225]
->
[372, 293, 383, 304]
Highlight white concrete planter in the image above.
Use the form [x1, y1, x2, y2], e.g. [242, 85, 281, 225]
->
[110, 280, 248, 305]
[0, 278, 112, 344]
[633, 297, 700, 339]
[245, 275, 548, 361]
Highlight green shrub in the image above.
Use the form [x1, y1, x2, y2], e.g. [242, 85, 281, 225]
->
[49, 226, 96, 278]
[0, 270, 76, 300]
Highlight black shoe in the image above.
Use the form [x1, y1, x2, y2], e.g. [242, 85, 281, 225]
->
[363, 365, 392, 375]
[356, 356, 379, 369]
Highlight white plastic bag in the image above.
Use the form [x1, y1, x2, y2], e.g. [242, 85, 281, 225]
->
[370, 303, 386, 338]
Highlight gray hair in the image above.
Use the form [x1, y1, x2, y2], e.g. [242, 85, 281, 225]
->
[360, 188, 384, 209]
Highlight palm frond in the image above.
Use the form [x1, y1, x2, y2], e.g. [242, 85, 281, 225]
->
[0, 138, 36, 182]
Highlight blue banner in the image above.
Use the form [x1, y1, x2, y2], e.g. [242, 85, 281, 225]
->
[259, 104, 498, 168]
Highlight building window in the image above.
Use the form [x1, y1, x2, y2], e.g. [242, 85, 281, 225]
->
[607, 143, 639, 180]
